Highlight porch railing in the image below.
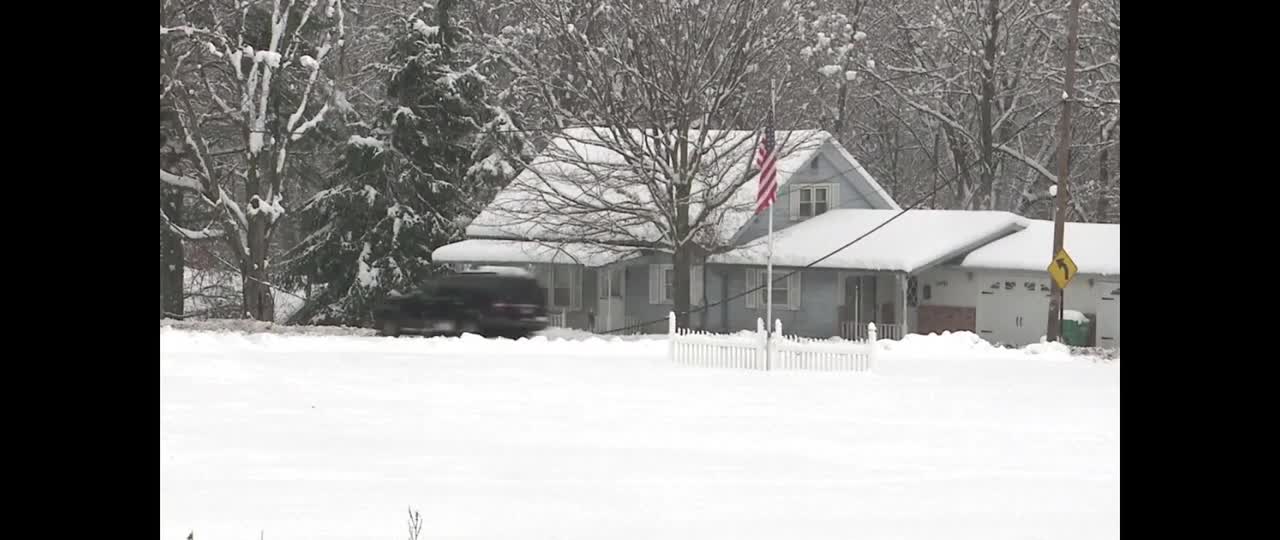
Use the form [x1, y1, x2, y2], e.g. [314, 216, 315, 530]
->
[840, 320, 901, 341]
[548, 310, 567, 328]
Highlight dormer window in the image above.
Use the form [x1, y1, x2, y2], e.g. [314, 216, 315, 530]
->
[789, 183, 839, 220]
[798, 185, 830, 218]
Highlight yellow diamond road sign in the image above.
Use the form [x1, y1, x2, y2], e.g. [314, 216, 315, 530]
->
[1047, 248, 1078, 289]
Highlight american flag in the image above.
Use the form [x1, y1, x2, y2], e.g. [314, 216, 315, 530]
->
[755, 119, 778, 215]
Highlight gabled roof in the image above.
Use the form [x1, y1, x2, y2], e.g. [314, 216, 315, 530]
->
[709, 209, 1029, 273]
[960, 220, 1120, 276]
[826, 139, 901, 211]
[466, 128, 833, 247]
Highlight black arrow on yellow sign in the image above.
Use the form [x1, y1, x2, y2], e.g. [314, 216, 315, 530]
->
[1047, 248, 1078, 289]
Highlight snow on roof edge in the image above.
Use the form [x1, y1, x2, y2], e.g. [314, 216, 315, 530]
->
[709, 210, 1029, 273]
[433, 238, 644, 268]
[958, 220, 1120, 276]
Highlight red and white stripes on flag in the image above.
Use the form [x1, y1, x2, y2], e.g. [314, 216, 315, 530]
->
[755, 124, 778, 215]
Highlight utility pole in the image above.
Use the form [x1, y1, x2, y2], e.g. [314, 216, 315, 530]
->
[1046, 0, 1083, 342]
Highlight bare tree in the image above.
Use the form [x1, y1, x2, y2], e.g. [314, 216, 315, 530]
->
[480, 0, 809, 327]
[159, 0, 347, 320]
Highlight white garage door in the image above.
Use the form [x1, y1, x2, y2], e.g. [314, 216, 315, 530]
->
[1096, 282, 1120, 349]
[976, 275, 1052, 347]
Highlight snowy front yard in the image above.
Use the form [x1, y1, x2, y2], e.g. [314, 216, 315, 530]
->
[160, 329, 1119, 540]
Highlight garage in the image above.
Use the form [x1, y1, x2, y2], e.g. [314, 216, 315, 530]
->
[959, 220, 1120, 349]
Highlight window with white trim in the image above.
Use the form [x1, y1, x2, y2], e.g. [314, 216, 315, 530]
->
[745, 268, 802, 310]
[664, 267, 674, 303]
[552, 267, 573, 307]
[801, 185, 829, 217]
[536, 265, 581, 310]
[789, 183, 839, 220]
[649, 263, 704, 305]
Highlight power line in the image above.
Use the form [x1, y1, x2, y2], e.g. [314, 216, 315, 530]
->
[596, 173, 959, 335]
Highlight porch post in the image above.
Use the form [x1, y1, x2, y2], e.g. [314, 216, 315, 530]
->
[605, 266, 612, 333]
[899, 273, 909, 336]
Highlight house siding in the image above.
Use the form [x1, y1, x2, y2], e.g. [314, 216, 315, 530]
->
[622, 256, 672, 333]
[614, 254, 726, 333]
[714, 266, 844, 337]
[916, 267, 980, 309]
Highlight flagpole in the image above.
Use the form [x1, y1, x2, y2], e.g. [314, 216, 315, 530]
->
[766, 78, 776, 347]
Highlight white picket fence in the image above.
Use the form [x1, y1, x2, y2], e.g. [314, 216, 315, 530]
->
[668, 313, 877, 372]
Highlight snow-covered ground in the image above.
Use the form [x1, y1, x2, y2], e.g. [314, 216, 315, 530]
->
[160, 328, 1119, 540]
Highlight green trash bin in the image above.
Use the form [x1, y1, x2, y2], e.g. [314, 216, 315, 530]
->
[1060, 311, 1091, 346]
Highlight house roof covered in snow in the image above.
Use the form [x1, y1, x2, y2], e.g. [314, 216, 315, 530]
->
[959, 220, 1120, 276]
[432, 238, 643, 268]
[465, 128, 895, 248]
[709, 209, 1029, 273]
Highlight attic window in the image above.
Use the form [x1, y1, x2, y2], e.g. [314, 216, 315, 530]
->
[799, 185, 830, 217]
[810, 157, 819, 170]
[789, 183, 839, 220]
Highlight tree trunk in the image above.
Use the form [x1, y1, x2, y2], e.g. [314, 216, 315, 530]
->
[977, 0, 1001, 210]
[1096, 115, 1119, 222]
[672, 172, 692, 330]
[240, 133, 278, 322]
[158, 195, 186, 319]
[833, 80, 849, 139]
[244, 213, 275, 321]
[160, 187, 186, 319]
[942, 125, 972, 207]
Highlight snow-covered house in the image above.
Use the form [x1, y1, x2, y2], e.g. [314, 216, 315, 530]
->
[433, 127, 903, 333]
[433, 127, 1121, 347]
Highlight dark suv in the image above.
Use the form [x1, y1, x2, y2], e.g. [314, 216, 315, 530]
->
[371, 271, 549, 338]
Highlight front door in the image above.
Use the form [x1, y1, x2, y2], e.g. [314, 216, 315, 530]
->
[596, 267, 625, 333]
[840, 275, 878, 320]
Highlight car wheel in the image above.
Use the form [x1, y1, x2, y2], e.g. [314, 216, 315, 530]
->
[380, 319, 401, 337]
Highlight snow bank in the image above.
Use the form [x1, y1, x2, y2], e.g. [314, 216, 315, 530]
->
[877, 330, 1107, 362]
[880, 330, 1039, 358]
[161, 319, 376, 337]
[160, 322, 1113, 362]
[540, 326, 669, 342]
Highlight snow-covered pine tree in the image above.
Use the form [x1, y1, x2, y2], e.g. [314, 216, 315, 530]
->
[282, 0, 527, 325]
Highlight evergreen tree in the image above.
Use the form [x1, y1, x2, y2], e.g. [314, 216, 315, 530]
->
[282, 0, 527, 325]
